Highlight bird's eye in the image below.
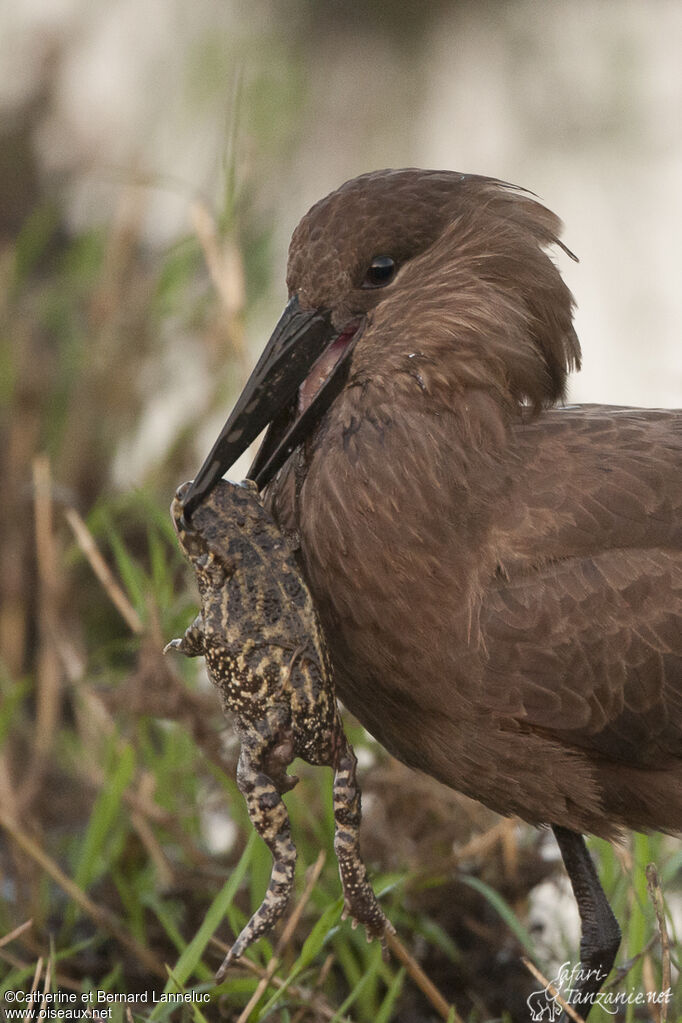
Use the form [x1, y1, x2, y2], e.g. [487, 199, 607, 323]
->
[362, 255, 396, 289]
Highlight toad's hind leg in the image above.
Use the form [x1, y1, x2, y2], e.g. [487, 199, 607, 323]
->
[216, 731, 297, 979]
[333, 740, 392, 947]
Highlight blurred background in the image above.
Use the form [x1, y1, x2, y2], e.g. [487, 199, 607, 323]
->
[1, 2, 681, 1020]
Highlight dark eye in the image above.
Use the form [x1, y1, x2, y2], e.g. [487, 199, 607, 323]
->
[362, 255, 396, 289]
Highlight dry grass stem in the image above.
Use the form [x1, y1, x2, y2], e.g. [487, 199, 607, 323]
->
[0, 754, 18, 824]
[501, 818, 519, 882]
[0, 918, 33, 948]
[22, 956, 44, 1023]
[646, 862, 671, 1022]
[42, 955, 54, 1010]
[606, 934, 658, 988]
[64, 506, 143, 634]
[385, 929, 460, 1023]
[234, 955, 355, 1023]
[275, 849, 327, 951]
[92, 188, 146, 327]
[522, 957, 585, 1023]
[33, 455, 58, 597]
[190, 199, 246, 361]
[291, 952, 335, 1023]
[79, 752, 214, 870]
[451, 818, 515, 864]
[0, 809, 166, 977]
[613, 842, 633, 874]
[128, 772, 175, 886]
[642, 953, 658, 1022]
[21, 456, 63, 807]
[0, 947, 29, 971]
[124, 786, 214, 869]
[0, 947, 91, 994]
[235, 849, 327, 1023]
[213, 942, 354, 1022]
[130, 805, 175, 887]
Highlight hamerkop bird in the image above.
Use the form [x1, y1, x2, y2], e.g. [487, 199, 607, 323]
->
[183, 169, 682, 1014]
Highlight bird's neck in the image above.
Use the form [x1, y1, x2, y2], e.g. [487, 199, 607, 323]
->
[297, 376, 515, 597]
[326, 369, 515, 484]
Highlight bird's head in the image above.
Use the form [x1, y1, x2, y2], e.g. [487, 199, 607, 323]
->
[182, 169, 580, 517]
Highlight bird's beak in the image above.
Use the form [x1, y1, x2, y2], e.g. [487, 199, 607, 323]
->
[182, 295, 358, 518]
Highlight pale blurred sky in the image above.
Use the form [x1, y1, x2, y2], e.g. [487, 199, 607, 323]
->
[3, 0, 681, 413]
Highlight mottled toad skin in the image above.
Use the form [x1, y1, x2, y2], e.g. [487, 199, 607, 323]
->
[166, 478, 390, 978]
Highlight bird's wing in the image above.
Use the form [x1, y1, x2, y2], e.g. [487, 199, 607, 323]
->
[492, 405, 682, 571]
[481, 405, 682, 765]
[483, 547, 682, 764]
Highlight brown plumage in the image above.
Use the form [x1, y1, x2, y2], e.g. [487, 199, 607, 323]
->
[269, 171, 682, 839]
[183, 169, 682, 1014]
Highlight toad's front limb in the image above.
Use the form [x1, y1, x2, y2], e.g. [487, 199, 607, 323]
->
[163, 614, 205, 657]
[215, 711, 298, 979]
[333, 741, 393, 948]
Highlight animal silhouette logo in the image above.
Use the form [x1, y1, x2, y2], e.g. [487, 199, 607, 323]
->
[527, 982, 562, 1021]
[527, 960, 608, 1019]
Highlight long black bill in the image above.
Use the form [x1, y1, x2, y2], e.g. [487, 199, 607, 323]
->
[182, 296, 345, 519]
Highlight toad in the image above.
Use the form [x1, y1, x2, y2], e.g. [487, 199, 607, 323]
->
[165, 479, 391, 979]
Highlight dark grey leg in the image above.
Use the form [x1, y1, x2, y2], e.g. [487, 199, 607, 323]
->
[552, 825, 621, 1019]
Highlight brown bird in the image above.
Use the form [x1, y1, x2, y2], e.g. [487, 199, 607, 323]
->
[182, 169, 682, 1016]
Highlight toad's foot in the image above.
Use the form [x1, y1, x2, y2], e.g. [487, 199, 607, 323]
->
[333, 742, 393, 951]
[215, 729, 297, 980]
[163, 614, 205, 657]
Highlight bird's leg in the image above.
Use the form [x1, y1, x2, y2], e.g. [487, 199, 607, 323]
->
[163, 613, 205, 656]
[333, 738, 393, 949]
[215, 716, 298, 980]
[552, 825, 621, 1019]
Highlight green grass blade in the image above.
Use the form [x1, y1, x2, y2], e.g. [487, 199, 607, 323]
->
[256, 899, 343, 1017]
[145, 893, 193, 958]
[461, 874, 537, 957]
[13, 202, 61, 283]
[625, 833, 652, 1023]
[98, 511, 148, 619]
[161, 969, 211, 1023]
[62, 740, 136, 934]
[415, 916, 460, 962]
[375, 966, 405, 1023]
[150, 829, 258, 1018]
[147, 521, 175, 611]
[0, 674, 31, 747]
[328, 947, 383, 1023]
[289, 897, 343, 974]
[74, 741, 135, 889]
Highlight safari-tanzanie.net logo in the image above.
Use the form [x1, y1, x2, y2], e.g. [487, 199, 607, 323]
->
[526, 960, 672, 1019]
